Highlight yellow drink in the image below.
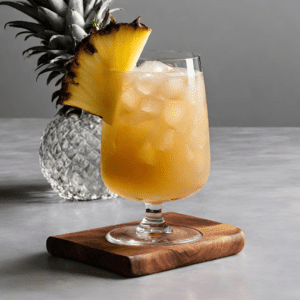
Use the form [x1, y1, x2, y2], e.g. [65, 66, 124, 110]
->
[101, 66, 210, 204]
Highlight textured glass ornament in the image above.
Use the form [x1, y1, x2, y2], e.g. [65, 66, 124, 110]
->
[39, 110, 117, 200]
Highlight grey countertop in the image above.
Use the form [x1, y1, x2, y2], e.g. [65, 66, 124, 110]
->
[0, 119, 299, 300]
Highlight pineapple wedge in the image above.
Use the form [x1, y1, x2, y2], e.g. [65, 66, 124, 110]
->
[59, 17, 152, 124]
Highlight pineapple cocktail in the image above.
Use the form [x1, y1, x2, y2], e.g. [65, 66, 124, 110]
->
[103, 51, 211, 246]
[2, 7, 210, 246]
[101, 60, 210, 204]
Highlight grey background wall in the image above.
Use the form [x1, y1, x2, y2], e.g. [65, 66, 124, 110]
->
[0, 0, 299, 126]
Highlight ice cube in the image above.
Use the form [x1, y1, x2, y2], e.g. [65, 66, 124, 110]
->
[175, 117, 193, 136]
[133, 61, 173, 95]
[158, 76, 187, 100]
[140, 97, 164, 116]
[184, 145, 194, 162]
[120, 88, 140, 112]
[167, 67, 188, 76]
[164, 101, 187, 128]
[123, 97, 163, 126]
[135, 73, 163, 95]
[156, 128, 176, 150]
[137, 141, 157, 165]
[136, 61, 173, 73]
[133, 119, 157, 142]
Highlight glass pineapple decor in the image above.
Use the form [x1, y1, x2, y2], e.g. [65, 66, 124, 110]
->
[1, 0, 125, 200]
[39, 109, 117, 200]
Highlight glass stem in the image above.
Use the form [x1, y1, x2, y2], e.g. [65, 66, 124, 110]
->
[136, 203, 173, 234]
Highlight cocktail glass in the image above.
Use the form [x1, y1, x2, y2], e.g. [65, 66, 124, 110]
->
[101, 50, 210, 246]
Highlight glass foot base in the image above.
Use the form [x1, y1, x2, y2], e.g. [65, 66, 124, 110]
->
[106, 225, 203, 246]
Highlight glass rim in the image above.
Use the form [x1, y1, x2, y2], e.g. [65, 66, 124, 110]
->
[109, 50, 202, 74]
[108, 68, 203, 74]
[139, 50, 201, 61]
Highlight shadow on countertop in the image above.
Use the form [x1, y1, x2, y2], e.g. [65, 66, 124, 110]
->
[0, 183, 63, 203]
[0, 252, 126, 287]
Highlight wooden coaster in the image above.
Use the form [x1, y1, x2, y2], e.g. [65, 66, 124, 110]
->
[46, 212, 245, 277]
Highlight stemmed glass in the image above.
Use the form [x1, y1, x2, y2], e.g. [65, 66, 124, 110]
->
[101, 50, 210, 246]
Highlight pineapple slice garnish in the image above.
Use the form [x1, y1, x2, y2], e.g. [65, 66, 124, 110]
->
[58, 17, 152, 125]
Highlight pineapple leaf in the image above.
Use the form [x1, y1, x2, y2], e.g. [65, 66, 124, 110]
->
[37, 59, 67, 71]
[4, 20, 45, 32]
[35, 61, 49, 71]
[96, 0, 114, 21]
[24, 33, 37, 41]
[38, 7, 64, 33]
[51, 90, 60, 102]
[25, 0, 37, 7]
[36, 65, 61, 81]
[23, 45, 48, 56]
[85, 0, 103, 28]
[55, 74, 65, 86]
[30, 0, 52, 10]
[37, 53, 50, 66]
[48, 0, 68, 17]
[110, 7, 123, 14]
[47, 70, 64, 85]
[0, 1, 42, 23]
[43, 62, 61, 69]
[23, 31, 49, 41]
[49, 35, 74, 51]
[50, 59, 70, 67]
[50, 54, 73, 64]
[56, 97, 62, 107]
[91, 18, 99, 29]
[84, 0, 96, 19]
[47, 49, 68, 55]
[25, 49, 48, 59]
[101, 9, 110, 28]
[56, 105, 67, 116]
[43, 29, 59, 36]
[16, 2, 33, 9]
[33, 32, 50, 40]
[42, 29, 60, 40]
[68, 0, 84, 18]
[16, 1, 32, 6]
[70, 24, 87, 41]
[66, 8, 85, 30]
[40, 40, 48, 46]
[15, 30, 31, 38]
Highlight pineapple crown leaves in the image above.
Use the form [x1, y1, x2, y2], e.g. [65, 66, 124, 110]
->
[91, 18, 100, 29]
[91, 9, 118, 30]
[0, 0, 123, 107]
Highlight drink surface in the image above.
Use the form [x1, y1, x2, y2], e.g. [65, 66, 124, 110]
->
[101, 62, 210, 204]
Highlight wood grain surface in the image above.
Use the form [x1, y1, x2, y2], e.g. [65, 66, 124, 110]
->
[47, 212, 245, 277]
